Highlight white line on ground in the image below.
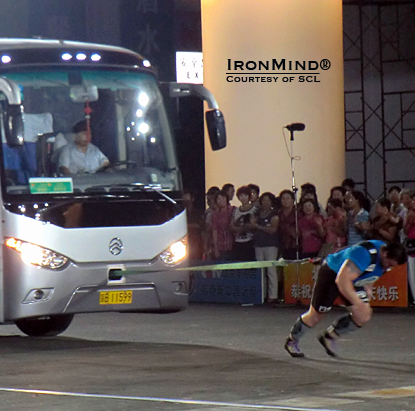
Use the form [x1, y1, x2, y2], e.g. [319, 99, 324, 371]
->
[0, 386, 343, 411]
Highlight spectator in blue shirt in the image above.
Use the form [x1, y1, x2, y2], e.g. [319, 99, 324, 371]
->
[346, 190, 370, 245]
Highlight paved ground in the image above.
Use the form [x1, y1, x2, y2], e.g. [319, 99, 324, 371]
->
[0, 303, 414, 410]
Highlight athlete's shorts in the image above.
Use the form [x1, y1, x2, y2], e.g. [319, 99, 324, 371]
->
[311, 262, 368, 313]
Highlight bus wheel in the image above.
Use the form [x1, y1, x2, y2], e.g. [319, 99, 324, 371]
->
[15, 314, 74, 337]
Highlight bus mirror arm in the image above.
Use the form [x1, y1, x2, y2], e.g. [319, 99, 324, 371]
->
[0, 77, 22, 105]
[163, 82, 218, 109]
[162, 82, 227, 151]
[0, 77, 24, 147]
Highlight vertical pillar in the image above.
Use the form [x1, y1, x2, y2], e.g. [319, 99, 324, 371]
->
[201, 0, 344, 202]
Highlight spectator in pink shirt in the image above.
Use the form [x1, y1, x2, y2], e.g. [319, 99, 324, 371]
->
[211, 190, 234, 260]
[277, 189, 298, 260]
[321, 198, 347, 257]
[201, 186, 220, 260]
[298, 199, 326, 258]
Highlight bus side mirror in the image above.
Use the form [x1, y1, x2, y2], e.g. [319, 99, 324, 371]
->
[206, 109, 226, 151]
[4, 104, 24, 147]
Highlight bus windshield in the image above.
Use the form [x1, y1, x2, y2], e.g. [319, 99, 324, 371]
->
[0, 69, 180, 197]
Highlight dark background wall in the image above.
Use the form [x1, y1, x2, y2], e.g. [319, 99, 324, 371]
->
[343, 0, 415, 201]
[2, 0, 413, 205]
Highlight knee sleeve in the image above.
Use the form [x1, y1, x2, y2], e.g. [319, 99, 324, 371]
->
[328, 313, 360, 337]
[290, 316, 310, 341]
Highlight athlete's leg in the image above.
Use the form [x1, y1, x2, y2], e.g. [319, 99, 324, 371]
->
[318, 288, 372, 356]
[284, 306, 326, 357]
[284, 263, 338, 357]
[284, 314, 308, 357]
[301, 306, 325, 327]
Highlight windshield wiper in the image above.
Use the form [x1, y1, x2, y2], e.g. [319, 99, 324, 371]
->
[129, 183, 177, 205]
[84, 183, 177, 204]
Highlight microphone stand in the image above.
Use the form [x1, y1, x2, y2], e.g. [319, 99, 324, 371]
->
[289, 129, 301, 305]
[289, 129, 300, 261]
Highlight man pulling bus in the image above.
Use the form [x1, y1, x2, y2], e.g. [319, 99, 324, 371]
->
[284, 240, 407, 358]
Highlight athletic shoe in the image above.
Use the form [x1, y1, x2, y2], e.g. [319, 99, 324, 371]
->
[284, 337, 305, 358]
[318, 332, 337, 357]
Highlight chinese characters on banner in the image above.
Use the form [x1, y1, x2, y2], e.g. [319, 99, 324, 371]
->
[284, 262, 408, 307]
[283, 262, 318, 306]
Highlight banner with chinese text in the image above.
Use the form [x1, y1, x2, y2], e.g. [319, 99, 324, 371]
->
[188, 268, 264, 305]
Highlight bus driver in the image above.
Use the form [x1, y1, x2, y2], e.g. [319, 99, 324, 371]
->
[58, 120, 110, 176]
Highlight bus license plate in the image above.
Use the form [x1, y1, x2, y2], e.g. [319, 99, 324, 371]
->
[99, 290, 133, 305]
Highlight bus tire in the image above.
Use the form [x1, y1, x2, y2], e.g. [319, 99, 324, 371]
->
[15, 314, 75, 337]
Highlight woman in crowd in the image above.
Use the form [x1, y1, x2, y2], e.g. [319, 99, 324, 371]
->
[277, 189, 298, 260]
[398, 189, 413, 243]
[230, 185, 257, 261]
[327, 186, 346, 210]
[248, 184, 260, 208]
[298, 199, 326, 258]
[404, 192, 415, 305]
[388, 186, 404, 215]
[300, 185, 327, 218]
[400, 188, 412, 215]
[320, 198, 347, 257]
[362, 198, 399, 243]
[221, 183, 235, 204]
[346, 190, 370, 245]
[211, 190, 234, 260]
[250, 192, 280, 303]
[201, 186, 220, 260]
[329, 186, 346, 202]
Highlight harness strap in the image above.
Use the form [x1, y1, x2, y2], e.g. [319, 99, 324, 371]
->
[358, 241, 378, 274]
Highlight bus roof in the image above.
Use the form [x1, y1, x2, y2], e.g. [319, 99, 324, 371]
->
[0, 38, 153, 72]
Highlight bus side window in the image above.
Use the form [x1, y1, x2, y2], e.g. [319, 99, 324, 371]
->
[3, 111, 53, 183]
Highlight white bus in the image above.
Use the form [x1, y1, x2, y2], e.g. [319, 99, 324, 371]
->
[0, 39, 226, 336]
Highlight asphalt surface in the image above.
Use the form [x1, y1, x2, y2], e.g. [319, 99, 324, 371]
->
[0, 303, 414, 411]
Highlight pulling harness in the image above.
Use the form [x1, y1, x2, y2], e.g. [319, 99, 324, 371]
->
[312, 241, 378, 273]
[357, 241, 378, 276]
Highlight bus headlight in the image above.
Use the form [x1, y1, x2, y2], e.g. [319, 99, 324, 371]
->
[159, 236, 187, 266]
[5, 238, 69, 270]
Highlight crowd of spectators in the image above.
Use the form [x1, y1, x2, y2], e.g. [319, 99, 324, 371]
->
[183, 179, 415, 305]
